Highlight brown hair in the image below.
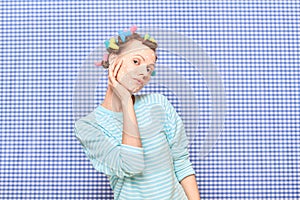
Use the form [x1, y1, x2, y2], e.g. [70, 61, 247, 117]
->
[101, 33, 158, 69]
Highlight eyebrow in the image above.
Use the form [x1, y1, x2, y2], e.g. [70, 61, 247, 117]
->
[147, 64, 155, 67]
[135, 54, 145, 61]
[135, 54, 157, 67]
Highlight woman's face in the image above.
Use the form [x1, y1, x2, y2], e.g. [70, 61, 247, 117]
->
[115, 47, 156, 94]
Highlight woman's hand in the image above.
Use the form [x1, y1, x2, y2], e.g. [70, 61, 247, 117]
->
[108, 58, 132, 104]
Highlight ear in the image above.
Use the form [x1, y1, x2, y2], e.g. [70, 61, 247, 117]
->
[108, 53, 118, 66]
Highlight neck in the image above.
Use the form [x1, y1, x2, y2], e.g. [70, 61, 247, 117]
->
[101, 86, 134, 112]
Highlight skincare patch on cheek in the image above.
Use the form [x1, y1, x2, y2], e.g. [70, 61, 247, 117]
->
[120, 65, 147, 80]
[118, 65, 151, 93]
[116, 66, 143, 93]
[132, 64, 148, 73]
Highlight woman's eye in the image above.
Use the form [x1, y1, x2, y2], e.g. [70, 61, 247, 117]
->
[133, 59, 140, 65]
[147, 67, 153, 73]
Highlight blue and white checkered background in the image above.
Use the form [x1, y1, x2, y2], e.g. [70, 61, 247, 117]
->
[1, 1, 299, 199]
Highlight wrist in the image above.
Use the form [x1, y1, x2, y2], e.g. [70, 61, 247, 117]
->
[121, 98, 133, 107]
[121, 95, 134, 105]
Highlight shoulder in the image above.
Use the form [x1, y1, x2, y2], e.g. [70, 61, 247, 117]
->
[138, 93, 168, 105]
[74, 110, 98, 134]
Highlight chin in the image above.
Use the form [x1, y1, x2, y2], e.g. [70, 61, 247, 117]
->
[123, 82, 146, 94]
[132, 88, 142, 94]
[131, 86, 144, 94]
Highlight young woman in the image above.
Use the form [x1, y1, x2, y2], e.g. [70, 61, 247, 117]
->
[74, 26, 200, 199]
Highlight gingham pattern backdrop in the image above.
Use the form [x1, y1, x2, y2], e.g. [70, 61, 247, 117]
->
[1, 1, 299, 199]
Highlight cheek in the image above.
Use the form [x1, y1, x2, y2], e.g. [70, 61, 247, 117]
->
[118, 59, 134, 75]
[116, 61, 130, 79]
[117, 67, 127, 77]
[116, 64, 134, 83]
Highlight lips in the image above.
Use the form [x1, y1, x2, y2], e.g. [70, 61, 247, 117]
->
[133, 78, 144, 85]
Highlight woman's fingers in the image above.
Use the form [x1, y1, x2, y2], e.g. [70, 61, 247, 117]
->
[109, 60, 118, 83]
[108, 60, 123, 93]
[114, 59, 123, 82]
[107, 58, 132, 101]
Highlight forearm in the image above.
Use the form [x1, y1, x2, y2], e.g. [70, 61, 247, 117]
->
[121, 99, 142, 148]
[180, 174, 201, 200]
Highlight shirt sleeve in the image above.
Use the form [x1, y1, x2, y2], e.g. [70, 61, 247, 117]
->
[74, 117, 145, 178]
[161, 94, 196, 183]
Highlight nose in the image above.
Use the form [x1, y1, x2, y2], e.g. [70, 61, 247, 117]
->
[138, 64, 152, 78]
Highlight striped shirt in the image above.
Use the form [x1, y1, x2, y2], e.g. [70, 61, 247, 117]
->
[74, 93, 196, 199]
